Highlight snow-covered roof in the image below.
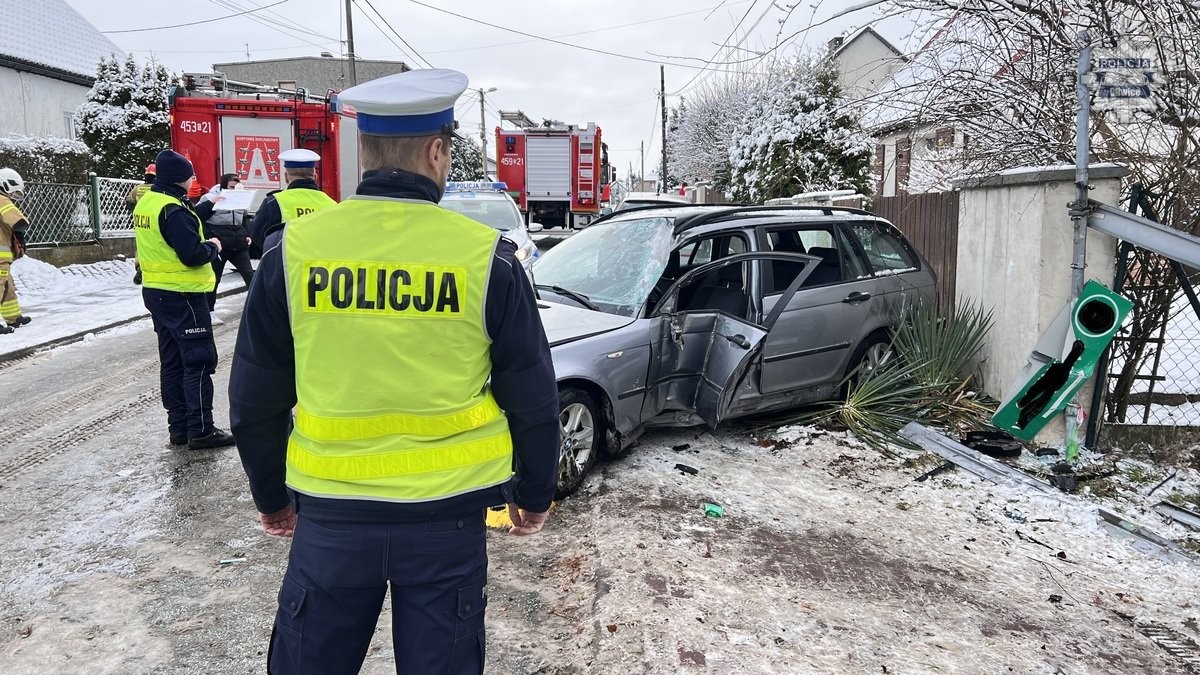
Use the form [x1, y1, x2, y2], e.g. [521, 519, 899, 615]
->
[0, 0, 122, 82]
[830, 26, 904, 60]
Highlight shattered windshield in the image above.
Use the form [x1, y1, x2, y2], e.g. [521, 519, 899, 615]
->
[533, 216, 674, 317]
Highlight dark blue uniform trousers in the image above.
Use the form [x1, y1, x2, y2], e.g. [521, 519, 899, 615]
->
[142, 288, 217, 439]
[268, 510, 488, 674]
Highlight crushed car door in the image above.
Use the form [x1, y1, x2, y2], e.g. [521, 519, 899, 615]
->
[648, 252, 817, 428]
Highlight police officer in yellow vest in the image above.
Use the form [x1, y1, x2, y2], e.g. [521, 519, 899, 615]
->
[249, 148, 336, 250]
[229, 70, 559, 674]
[134, 149, 237, 450]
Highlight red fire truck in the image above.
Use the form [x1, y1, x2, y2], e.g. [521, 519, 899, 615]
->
[495, 122, 609, 229]
[168, 73, 359, 207]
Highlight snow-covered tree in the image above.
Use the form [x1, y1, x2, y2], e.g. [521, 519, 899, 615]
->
[76, 55, 172, 179]
[728, 55, 873, 203]
[450, 136, 485, 181]
[665, 77, 757, 194]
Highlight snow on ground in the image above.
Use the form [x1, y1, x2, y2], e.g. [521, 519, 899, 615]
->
[2, 255, 247, 355]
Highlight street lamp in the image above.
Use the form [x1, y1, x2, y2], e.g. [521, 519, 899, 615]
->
[478, 87, 497, 178]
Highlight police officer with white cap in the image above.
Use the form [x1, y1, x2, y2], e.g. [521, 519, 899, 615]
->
[249, 147, 336, 250]
[229, 69, 559, 673]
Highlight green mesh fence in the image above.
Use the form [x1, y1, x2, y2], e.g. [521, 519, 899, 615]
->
[20, 183, 92, 245]
[20, 177, 144, 245]
[95, 177, 141, 238]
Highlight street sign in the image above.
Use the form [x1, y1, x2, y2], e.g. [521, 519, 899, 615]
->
[1091, 39, 1159, 121]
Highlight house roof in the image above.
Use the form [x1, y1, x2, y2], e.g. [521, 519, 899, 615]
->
[0, 0, 122, 84]
[858, 12, 1006, 134]
[212, 56, 410, 96]
[831, 26, 905, 60]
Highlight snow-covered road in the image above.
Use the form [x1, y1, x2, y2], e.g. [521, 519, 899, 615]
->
[1, 297, 1198, 673]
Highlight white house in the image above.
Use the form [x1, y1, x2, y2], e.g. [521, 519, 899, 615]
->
[828, 26, 906, 102]
[0, 0, 122, 139]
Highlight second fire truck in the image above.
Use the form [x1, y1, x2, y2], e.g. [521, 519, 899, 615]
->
[495, 122, 611, 229]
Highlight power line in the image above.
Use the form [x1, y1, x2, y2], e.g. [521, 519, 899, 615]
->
[420, 1, 755, 57]
[405, 0, 742, 72]
[204, 0, 333, 50]
[358, 0, 435, 68]
[215, 0, 338, 41]
[352, 0, 420, 65]
[102, 0, 287, 33]
[669, 0, 774, 96]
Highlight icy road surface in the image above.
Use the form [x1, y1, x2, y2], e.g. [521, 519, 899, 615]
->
[0, 296, 1198, 673]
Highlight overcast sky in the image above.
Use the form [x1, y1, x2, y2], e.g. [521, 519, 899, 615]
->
[68, 0, 918, 181]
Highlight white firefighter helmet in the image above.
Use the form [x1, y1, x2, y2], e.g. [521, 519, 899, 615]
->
[0, 168, 25, 198]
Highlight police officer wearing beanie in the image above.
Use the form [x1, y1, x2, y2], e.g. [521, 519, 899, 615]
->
[134, 149, 236, 450]
[249, 148, 336, 251]
[229, 70, 559, 673]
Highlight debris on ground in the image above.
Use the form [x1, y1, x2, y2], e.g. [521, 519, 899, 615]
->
[702, 503, 724, 518]
[674, 463, 699, 475]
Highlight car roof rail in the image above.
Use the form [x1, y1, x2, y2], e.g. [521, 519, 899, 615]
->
[673, 204, 877, 234]
[588, 202, 746, 227]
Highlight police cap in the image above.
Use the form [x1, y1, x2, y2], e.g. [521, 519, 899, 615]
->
[338, 69, 468, 137]
[279, 148, 321, 169]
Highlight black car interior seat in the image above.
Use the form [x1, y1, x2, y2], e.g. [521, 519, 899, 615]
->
[804, 246, 842, 286]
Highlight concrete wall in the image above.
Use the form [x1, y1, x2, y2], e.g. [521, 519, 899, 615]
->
[0, 68, 87, 138]
[27, 238, 135, 267]
[955, 165, 1126, 443]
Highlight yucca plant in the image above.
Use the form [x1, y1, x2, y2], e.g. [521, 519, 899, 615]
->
[774, 300, 997, 453]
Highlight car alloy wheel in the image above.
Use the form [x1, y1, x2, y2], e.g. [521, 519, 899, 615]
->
[556, 388, 600, 498]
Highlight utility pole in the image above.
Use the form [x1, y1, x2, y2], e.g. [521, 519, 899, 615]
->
[478, 87, 497, 178]
[345, 0, 357, 85]
[640, 141, 644, 191]
[660, 65, 668, 193]
[245, 44, 250, 61]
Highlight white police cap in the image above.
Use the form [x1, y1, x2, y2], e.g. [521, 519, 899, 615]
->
[339, 69, 468, 137]
[279, 148, 321, 168]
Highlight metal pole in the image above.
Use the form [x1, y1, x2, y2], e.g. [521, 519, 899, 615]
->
[87, 172, 101, 241]
[479, 89, 488, 179]
[1070, 30, 1093, 300]
[660, 65, 668, 193]
[640, 141, 644, 192]
[345, 0, 357, 86]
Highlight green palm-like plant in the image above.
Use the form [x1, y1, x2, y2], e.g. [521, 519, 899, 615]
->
[775, 300, 997, 453]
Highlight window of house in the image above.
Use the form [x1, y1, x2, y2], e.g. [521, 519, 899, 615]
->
[63, 112, 77, 140]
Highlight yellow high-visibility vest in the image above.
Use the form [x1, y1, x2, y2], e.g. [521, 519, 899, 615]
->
[133, 191, 215, 292]
[274, 187, 336, 222]
[282, 197, 513, 503]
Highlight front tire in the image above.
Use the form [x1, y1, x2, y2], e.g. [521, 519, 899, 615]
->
[556, 388, 601, 499]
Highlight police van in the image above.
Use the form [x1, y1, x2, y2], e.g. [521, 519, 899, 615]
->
[439, 182, 540, 274]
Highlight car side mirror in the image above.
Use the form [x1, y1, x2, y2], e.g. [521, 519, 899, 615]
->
[528, 221, 544, 233]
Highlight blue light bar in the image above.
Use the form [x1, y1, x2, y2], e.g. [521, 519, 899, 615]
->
[446, 181, 508, 192]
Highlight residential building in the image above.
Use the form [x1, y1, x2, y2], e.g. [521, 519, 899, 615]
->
[212, 55, 409, 97]
[828, 26, 906, 102]
[0, 0, 121, 139]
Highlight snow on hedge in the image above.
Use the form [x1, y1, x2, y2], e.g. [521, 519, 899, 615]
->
[0, 134, 91, 183]
[75, 55, 172, 180]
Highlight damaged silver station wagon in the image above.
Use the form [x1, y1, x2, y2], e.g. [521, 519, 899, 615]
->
[532, 204, 937, 495]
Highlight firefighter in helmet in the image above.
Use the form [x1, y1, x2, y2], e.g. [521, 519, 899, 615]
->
[249, 148, 335, 250]
[229, 69, 558, 673]
[126, 163, 156, 208]
[0, 167, 32, 333]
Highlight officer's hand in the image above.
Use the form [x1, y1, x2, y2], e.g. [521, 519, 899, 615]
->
[260, 506, 297, 537]
[208, 237, 223, 253]
[507, 504, 549, 536]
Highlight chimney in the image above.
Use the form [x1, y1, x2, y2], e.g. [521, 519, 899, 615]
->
[319, 51, 333, 58]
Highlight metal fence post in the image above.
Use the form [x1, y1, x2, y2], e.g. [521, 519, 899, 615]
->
[88, 172, 101, 241]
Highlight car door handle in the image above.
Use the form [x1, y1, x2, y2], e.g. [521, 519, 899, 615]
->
[842, 291, 872, 304]
[721, 333, 751, 349]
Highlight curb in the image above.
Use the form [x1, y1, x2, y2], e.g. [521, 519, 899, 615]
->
[0, 285, 247, 366]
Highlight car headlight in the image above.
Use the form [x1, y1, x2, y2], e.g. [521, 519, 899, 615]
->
[515, 241, 536, 262]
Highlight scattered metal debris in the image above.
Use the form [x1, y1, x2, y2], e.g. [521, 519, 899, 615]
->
[914, 461, 956, 482]
[218, 558, 247, 565]
[1153, 501, 1200, 532]
[900, 423, 1195, 566]
[674, 463, 698, 476]
[1148, 469, 1179, 497]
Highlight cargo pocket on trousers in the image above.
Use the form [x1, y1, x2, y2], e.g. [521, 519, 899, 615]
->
[449, 580, 487, 673]
[268, 577, 308, 674]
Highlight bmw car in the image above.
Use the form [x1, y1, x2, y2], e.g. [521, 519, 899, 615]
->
[532, 204, 937, 496]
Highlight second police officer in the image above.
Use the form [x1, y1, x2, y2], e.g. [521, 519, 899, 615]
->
[249, 148, 336, 249]
[134, 149, 236, 450]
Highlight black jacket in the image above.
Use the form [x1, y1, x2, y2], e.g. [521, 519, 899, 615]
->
[201, 203, 251, 252]
[249, 178, 322, 249]
[229, 169, 560, 523]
